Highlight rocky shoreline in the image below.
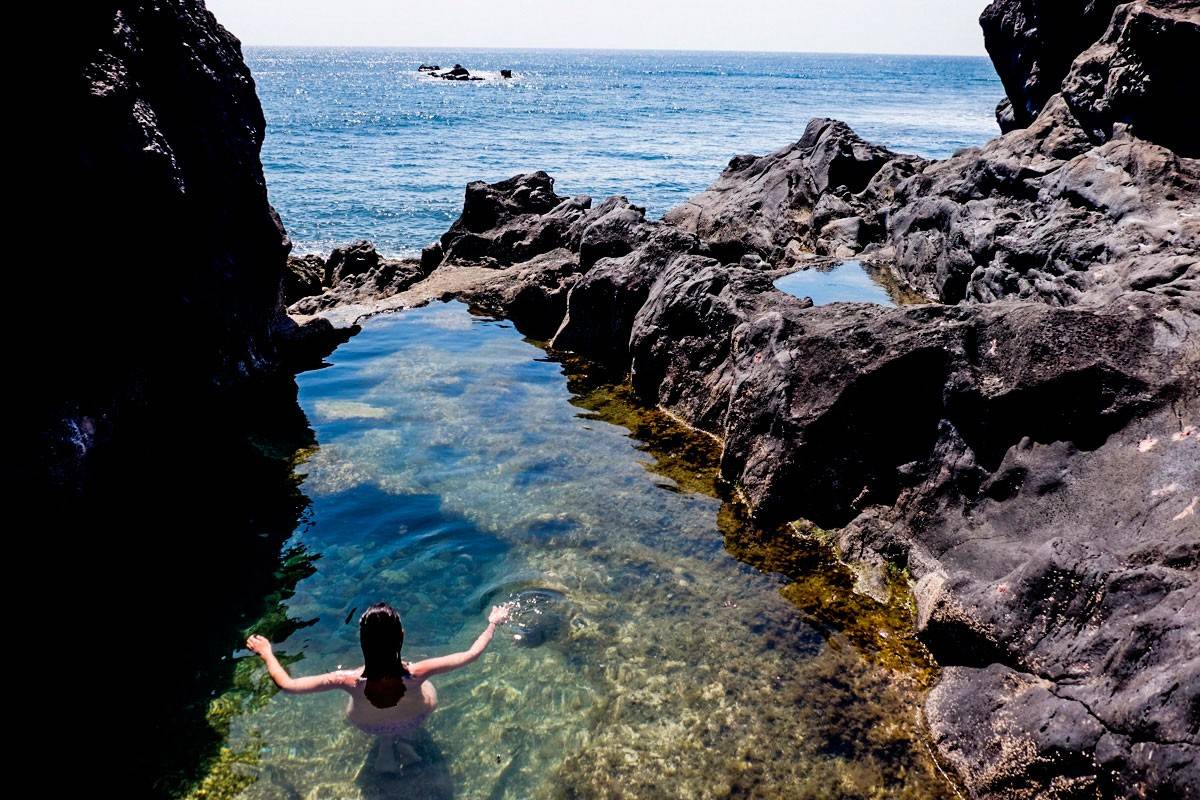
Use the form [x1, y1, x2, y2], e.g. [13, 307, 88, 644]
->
[286, 1, 1198, 795]
[62, 0, 1196, 796]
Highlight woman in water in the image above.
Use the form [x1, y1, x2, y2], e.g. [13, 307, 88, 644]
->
[246, 601, 511, 771]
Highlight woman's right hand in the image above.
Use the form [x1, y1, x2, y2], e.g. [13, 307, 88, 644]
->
[246, 633, 273, 658]
[488, 604, 512, 625]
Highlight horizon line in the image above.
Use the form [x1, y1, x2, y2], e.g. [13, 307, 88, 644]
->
[236, 43, 991, 59]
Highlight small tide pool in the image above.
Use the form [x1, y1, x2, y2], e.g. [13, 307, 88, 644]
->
[186, 301, 952, 799]
[774, 261, 922, 307]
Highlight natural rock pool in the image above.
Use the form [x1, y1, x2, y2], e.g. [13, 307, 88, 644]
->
[774, 262, 923, 307]
[190, 301, 954, 799]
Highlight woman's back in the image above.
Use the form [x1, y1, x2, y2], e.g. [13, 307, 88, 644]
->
[245, 602, 510, 741]
[344, 670, 439, 736]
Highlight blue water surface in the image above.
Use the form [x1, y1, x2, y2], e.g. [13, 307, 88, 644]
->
[775, 261, 899, 306]
[248, 48, 1002, 256]
[205, 302, 953, 798]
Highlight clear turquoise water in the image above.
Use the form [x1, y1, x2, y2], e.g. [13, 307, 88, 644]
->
[248, 48, 1003, 256]
[196, 303, 952, 799]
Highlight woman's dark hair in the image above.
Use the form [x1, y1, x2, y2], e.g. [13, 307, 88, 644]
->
[359, 602, 410, 708]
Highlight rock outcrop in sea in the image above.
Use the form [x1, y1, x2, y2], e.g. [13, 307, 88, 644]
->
[423, 63, 484, 81]
[299, 2, 1199, 795]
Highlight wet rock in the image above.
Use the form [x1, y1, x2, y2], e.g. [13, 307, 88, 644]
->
[434, 64, 483, 81]
[926, 664, 1108, 797]
[500, 69, 513, 79]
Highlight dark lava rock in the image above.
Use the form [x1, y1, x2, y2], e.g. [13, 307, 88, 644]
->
[285, 253, 325, 304]
[273, 314, 359, 371]
[994, 96, 1018, 133]
[288, 246, 426, 314]
[913, 398, 1200, 798]
[885, 96, 1200, 305]
[1060, 1, 1200, 157]
[980, 0, 1122, 128]
[500, 69, 513, 79]
[982, 0, 1199, 153]
[439, 172, 592, 267]
[49, 1, 293, 492]
[552, 213, 708, 367]
[663, 119, 919, 264]
[461, 248, 582, 339]
[435, 63, 483, 81]
[324, 239, 380, 284]
[55, 3, 330, 793]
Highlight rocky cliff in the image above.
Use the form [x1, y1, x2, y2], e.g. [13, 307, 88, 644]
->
[294, 2, 1198, 795]
[57, 4, 347, 794]
[49, 1, 345, 494]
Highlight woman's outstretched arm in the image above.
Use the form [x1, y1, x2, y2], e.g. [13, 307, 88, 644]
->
[408, 605, 511, 680]
[245, 634, 355, 694]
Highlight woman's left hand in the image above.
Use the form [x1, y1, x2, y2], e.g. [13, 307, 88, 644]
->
[246, 634, 273, 657]
[488, 604, 512, 625]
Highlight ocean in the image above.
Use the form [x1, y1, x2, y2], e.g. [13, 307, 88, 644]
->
[246, 48, 1003, 257]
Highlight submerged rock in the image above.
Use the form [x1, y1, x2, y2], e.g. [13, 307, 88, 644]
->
[506, 588, 569, 648]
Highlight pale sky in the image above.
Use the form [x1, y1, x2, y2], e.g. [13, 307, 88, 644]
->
[207, 0, 992, 56]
